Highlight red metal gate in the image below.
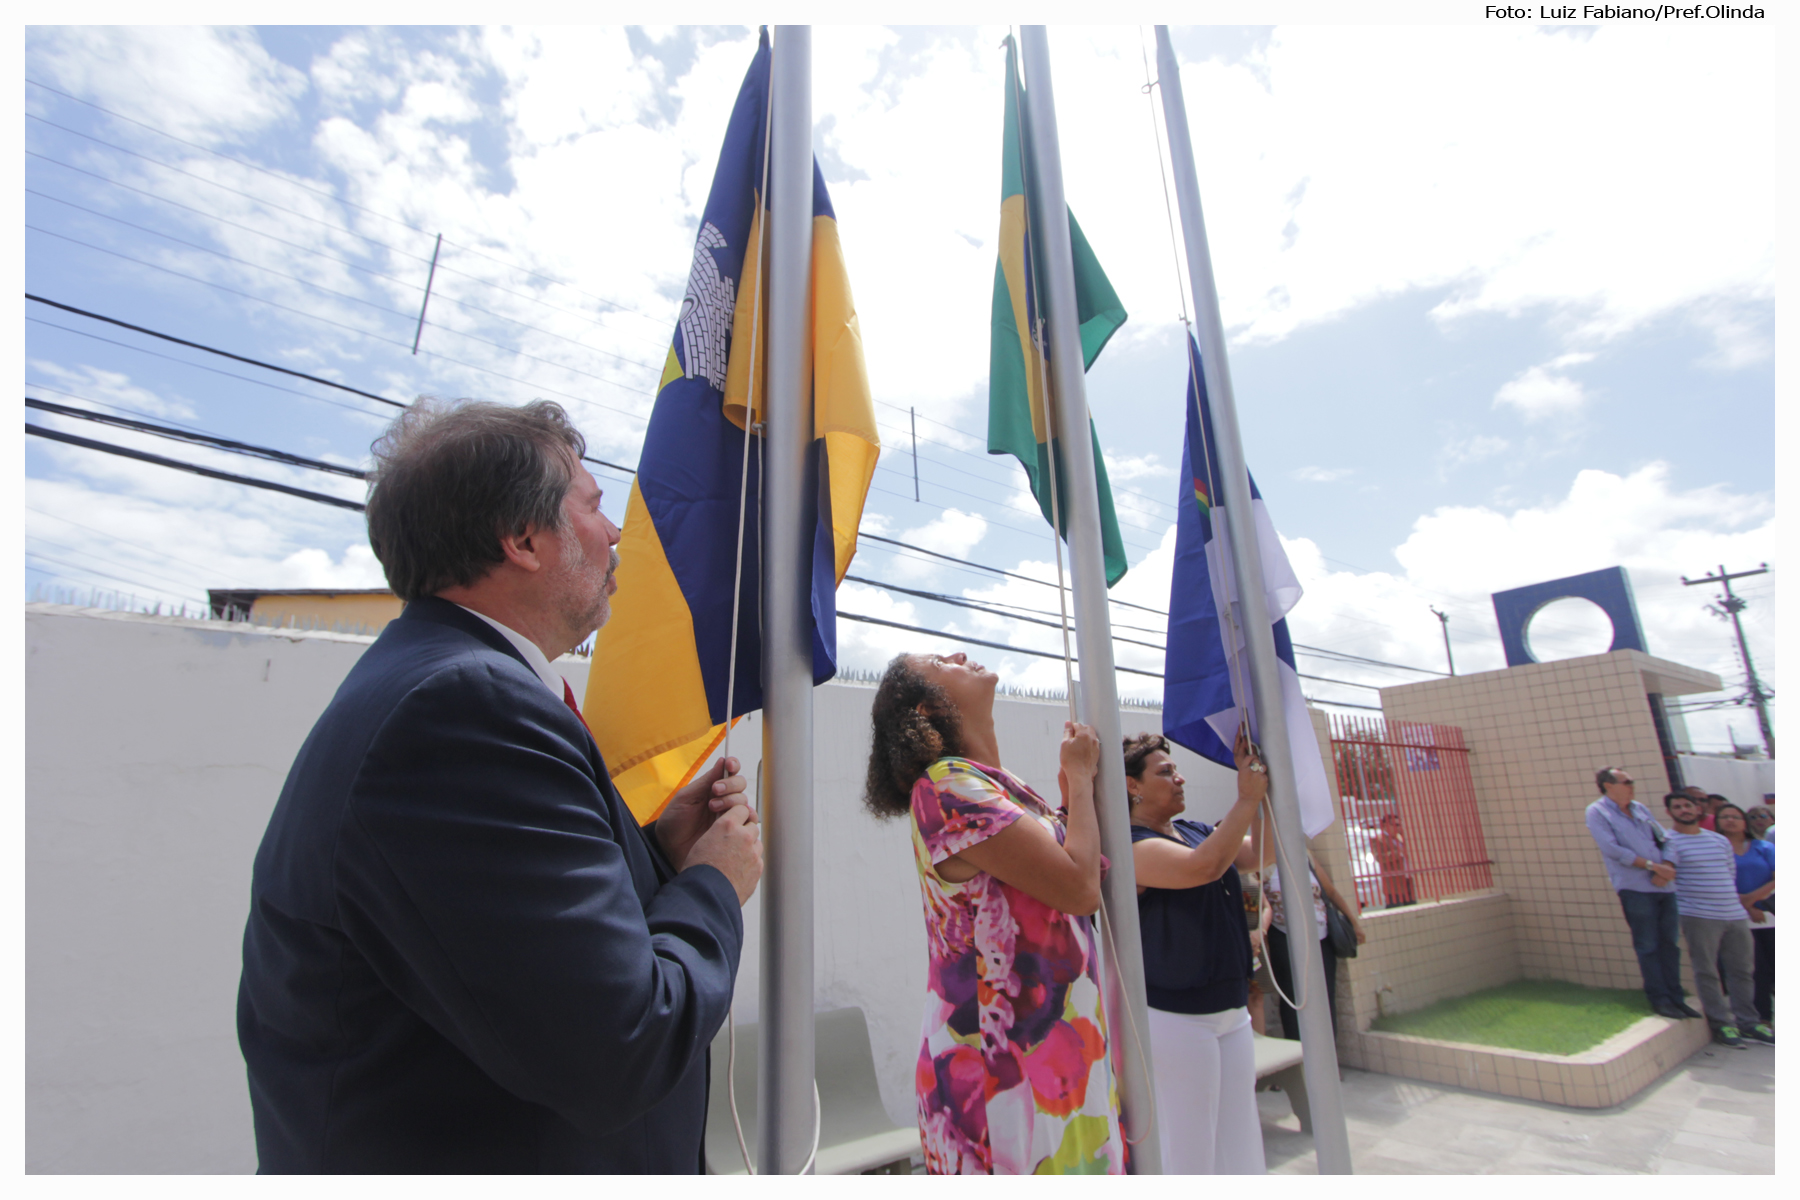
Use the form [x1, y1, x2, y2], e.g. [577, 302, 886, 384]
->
[1328, 714, 1493, 910]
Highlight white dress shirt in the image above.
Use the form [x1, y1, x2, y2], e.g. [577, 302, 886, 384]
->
[455, 605, 565, 700]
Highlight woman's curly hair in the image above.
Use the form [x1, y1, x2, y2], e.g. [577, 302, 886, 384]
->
[1122, 731, 1172, 782]
[864, 653, 965, 820]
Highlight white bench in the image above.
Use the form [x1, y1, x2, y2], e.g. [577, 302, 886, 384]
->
[1251, 1034, 1313, 1133]
[705, 1007, 920, 1175]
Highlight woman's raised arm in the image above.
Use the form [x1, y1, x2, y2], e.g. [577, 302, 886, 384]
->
[940, 722, 1103, 915]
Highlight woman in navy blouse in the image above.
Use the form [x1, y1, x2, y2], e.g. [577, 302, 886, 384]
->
[1127, 727, 1274, 1174]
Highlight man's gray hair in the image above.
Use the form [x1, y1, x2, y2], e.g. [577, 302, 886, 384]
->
[365, 398, 587, 602]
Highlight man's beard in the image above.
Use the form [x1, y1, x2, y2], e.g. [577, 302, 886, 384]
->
[555, 531, 618, 643]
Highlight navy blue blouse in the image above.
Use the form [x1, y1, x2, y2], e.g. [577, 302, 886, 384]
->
[1131, 819, 1252, 1015]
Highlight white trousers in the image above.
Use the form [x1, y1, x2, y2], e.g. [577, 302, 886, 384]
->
[1145, 1005, 1266, 1175]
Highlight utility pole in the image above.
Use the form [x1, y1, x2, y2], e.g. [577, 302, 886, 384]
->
[1681, 563, 1774, 759]
[1430, 606, 1455, 676]
[910, 406, 920, 501]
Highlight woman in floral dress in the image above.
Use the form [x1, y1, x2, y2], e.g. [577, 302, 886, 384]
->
[863, 650, 1125, 1175]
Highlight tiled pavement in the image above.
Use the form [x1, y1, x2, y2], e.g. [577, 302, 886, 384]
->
[1259, 1039, 1775, 1174]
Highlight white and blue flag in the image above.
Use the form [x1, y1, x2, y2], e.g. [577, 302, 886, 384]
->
[1162, 334, 1336, 837]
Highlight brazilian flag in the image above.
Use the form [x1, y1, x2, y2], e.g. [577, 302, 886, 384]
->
[988, 35, 1129, 585]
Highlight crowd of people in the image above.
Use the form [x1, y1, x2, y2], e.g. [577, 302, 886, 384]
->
[1585, 770, 1775, 1048]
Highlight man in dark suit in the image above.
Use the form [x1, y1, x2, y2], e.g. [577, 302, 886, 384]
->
[239, 399, 762, 1172]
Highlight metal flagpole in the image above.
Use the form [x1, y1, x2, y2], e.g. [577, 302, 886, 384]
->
[1153, 25, 1353, 1173]
[759, 24, 817, 1175]
[1017, 26, 1162, 1175]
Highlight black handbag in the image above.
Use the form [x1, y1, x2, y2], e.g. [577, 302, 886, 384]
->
[1325, 897, 1359, 959]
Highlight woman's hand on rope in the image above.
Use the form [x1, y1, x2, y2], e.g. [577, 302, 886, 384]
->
[1058, 721, 1100, 781]
[1233, 724, 1269, 802]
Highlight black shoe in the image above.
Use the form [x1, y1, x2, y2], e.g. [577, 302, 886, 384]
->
[1653, 1002, 1686, 1019]
[1743, 1024, 1775, 1045]
[1675, 1002, 1704, 1019]
[1714, 1024, 1746, 1048]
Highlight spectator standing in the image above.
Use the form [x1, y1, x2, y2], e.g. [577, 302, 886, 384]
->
[1747, 805, 1776, 844]
[1264, 854, 1364, 1042]
[1370, 813, 1415, 908]
[1661, 792, 1771, 1047]
[1583, 767, 1695, 1019]
[1682, 785, 1718, 831]
[1716, 803, 1775, 1027]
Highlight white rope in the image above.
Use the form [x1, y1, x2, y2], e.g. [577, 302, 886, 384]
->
[1256, 804, 1309, 1014]
[1095, 891, 1156, 1146]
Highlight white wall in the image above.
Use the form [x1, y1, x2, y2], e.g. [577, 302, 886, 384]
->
[27, 606, 372, 1173]
[25, 603, 1232, 1171]
[1676, 754, 1776, 807]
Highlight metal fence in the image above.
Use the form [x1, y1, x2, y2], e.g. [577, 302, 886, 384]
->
[1328, 714, 1494, 911]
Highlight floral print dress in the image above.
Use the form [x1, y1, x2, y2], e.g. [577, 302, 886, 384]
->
[908, 757, 1125, 1175]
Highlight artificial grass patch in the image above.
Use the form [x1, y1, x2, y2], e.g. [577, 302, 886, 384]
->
[1369, 978, 1654, 1056]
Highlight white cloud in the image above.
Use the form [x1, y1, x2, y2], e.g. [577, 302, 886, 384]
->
[888, 508, 987, 582]
[1494, 365, 1587, 420]
[1439, 435, 1509, 472]
[1291, 466, 1351, 483]
[1280, 463, 1775, 752]
[1102, 450, 1170, 482]
[28, 26, 307, 145]
[27, 361, 195, 421]
[1019, 26, 1774, 367]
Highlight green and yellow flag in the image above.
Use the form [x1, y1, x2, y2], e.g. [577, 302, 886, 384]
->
[988, 36, 1129, 586]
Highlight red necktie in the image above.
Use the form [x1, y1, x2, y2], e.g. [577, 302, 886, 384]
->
[562, 679, 595, 741]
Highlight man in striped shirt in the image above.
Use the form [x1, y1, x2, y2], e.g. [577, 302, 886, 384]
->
[1661, 792, 1773, 1047]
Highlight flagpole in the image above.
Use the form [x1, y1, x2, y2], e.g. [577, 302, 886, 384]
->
[759, 23, 817, 1175]
[1017, 26, 1161, 1176]
[1154, 25, 1353, 1174]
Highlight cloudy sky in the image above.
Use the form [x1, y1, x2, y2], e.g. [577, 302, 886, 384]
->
[21, 21, 1778, 754]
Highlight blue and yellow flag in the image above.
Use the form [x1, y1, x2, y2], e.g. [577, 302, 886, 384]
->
[586, 30, 880, 822]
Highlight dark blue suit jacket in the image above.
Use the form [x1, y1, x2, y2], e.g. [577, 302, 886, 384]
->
[238, 596, 742, 1172]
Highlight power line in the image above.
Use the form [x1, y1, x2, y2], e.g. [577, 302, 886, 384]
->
[27, 396, 367, 477]
[24, 315, 639, 481]
[845, 573, 1167, 653]
[838, 611, 1165, 679]
[28, 228, 662, 417]
[26, 503, 258, 588]
[25, 403, 1445, 698]
[26, 423, 367, 512]
[26, 87, 676, 332]
[32, 199, 670, 387]
[881, 397, 1180, 516]
[28, 317, 399, 418]
[28, 293, 401, 406]
[26, 118, 1180, 522]
[26, 148, 668, 355]
[25, 547, 197, 604]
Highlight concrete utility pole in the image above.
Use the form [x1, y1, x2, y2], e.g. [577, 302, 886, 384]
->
[1430, 606, 1455, 675]
[1681, 563, 1775, 760]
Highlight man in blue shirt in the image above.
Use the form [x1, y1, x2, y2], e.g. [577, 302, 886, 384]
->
[1584, 767, 1697, 1020]
[1661, 792, 1772, 1047]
